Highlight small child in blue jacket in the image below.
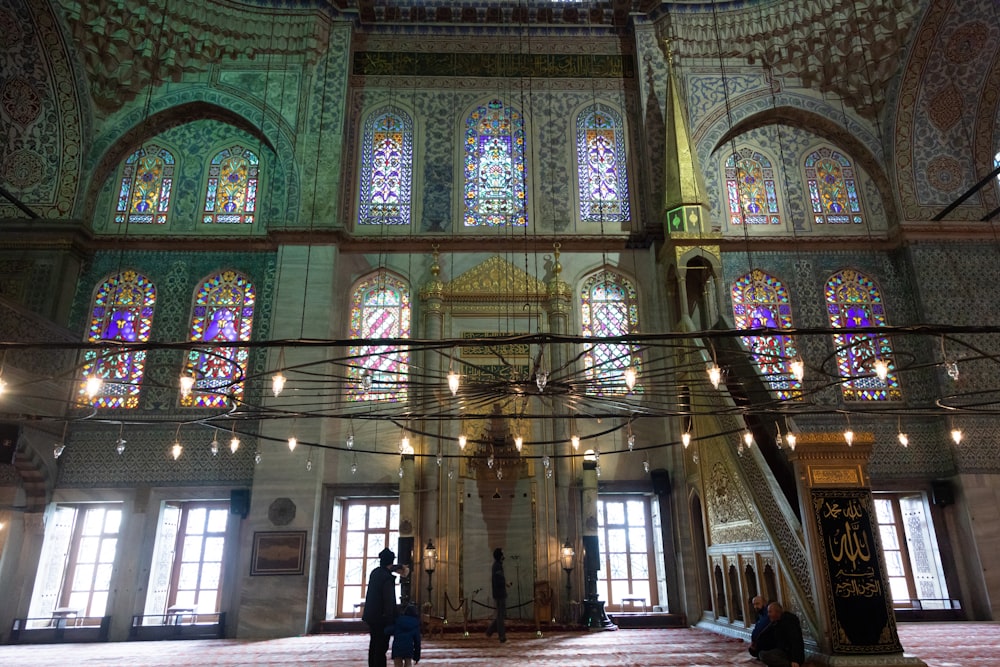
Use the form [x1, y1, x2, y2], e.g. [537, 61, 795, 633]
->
[386, 603, 422, 666]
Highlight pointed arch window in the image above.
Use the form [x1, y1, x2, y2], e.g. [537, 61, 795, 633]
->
[825, 269, 900, 401]
[464, 99, 527, 228]
[805, 147, 863, 225]
[581, 269, 641, 396]
[79, 271, 156, 408]
[202, 146, 259, 224]
[577, 105, 630, 223]
[731, 270, 800, 400]
[181, 271, 256, 408]
[347, 273, 410, 402]
[115, 145, 175, 224]
[359, 107, 413, 226]
[726, 149, 780, 225]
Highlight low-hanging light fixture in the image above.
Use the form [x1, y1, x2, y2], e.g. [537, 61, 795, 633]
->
[623, 365, 637, 392]
[447, 359, 461, 397]
[85, 374, 103, 399]
[682, 430, 691, 448]
[179, 373, 196, 399]
[171, 424, 183, 460]
[743, 430, 754, 448]
[570, 434, 580, 451]
[116, 423, 127, 456]
[210, 429, 220, 456]
[230, 423, 241, 454]
[272, 348, 287, 397]
[458, 433, 467, 450]
[346, 418, 355, 449]
[873, 357, 889, 382]
[54, 423, 67, 459]
[790, 357, 805, 383]
[843, 414, 854, 447]
[786, 432, 797, 451]
[896, 417, 908, 448]
[951, 428, 963, 445]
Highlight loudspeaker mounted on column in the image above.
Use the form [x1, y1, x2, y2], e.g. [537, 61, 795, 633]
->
[230, 489, 250, 518]
[650, 468, 670, 496]
[931, 480, 954, 507]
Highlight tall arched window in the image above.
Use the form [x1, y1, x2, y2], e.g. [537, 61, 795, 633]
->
[805, 147, 863, 225]
[115, 145, 175, 224]
[825, 269, 900, 401]
[464, 99, 527, 228]
[576, 105, 630, 223]
[181, 271, 255, 408]
[581, 269, 640, 396]
[726, 149, 780, 225]
[79, 271, 156, 408]
[359, 107, 413, 226]
[731, 269, 800, 400]
[347, 273, 410, 402]
[202, 146, 259, 224]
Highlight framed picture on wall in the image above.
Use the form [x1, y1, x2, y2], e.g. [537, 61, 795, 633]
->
[250, 530, 307, 576]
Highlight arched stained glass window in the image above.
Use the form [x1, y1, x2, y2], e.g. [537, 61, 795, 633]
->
[202, 146, 259, 224]
[347, 273, 410, 402]
[181, 271, 255, 408]
[581, 269, 640, 396]
[825, 269, 900, 401]
[731, 270, 800, 400]
[115, 145, 175, 224]
[464, 99, 527, 228]
[577, 105, 630, 223]
[79, 271, 156, 408]
[805, 147, 863, 225]
[359, 107, 413, 226]
[726, 149, 780, 225]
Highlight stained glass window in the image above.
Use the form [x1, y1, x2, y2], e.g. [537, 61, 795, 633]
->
[79, 271, 156, 408]
[581, 270, 640, 396]
[805, 148, 863, 225]
[359, 108, 413, 226]
[464, 99, 527, 228]
[726, 149, 780, 225]
[181, 271, 255, 408]
[115, 145, 175, 224]
[347, 273, 410, 402]
[731, 270, 800, 400]
[825, 269, 900, 401]
[577, 105, 630, 223]
[202, 146, 259, 224]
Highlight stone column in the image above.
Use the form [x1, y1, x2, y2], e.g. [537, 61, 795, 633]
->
[787, 433, 924, 666]
[398, 452, 416, 606]
[581, 451, 616, 631]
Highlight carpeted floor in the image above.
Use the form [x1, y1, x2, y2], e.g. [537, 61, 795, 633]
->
[0, 623, 996, 666]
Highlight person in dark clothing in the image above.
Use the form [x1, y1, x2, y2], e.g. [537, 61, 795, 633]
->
[485, 547, 507, 642]
[748, 595, 771, 657]
[386, 603, 421, 667]
[363, 547, 402, 667]
[755, 602, 805, 667]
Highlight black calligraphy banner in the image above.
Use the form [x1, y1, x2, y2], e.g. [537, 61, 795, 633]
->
[810, 489, 902, 654]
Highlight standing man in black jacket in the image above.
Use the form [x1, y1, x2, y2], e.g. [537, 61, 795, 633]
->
[755, 602, 805, 667]
[485, 547, 507, 643]
[363, 547, 403, 667]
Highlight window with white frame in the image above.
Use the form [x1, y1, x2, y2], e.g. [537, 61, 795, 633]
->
[595, 495, 663, 611]
[328, 499, 400, 618]
[874, 493, 951, 610]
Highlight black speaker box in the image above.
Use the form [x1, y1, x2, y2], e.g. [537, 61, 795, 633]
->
[0, 423, 19, 465]
[583, 535, 600, 571]
[931, 480, 954, 507]
[651, 468, 670, 496]
[230, 488, 250, 518]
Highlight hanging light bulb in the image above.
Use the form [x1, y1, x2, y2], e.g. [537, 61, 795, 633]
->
[230, 435, 241, 454]
[361, 371, 373, 392]
[448, 468, 455, 480]
[271, 370, 286, 397]
[743, 431, 754, 447]
[946, 360, 960, 381]
[171, 441, 183, 460]
[843, 429, 854, 447]
[287, 436, 297, 452]
[570, 434, 580, 450]
[54, 442, 65, 458]
[179, 374, 196, 399]
[254, 451, 262, 465]
[514, 435, 523, 452]
[487, 453, 494, 468]
[542, 454, 550, 469]
[790, 358, 805, 382]
[85, 375, 103, 399]
[545, 467, 553, 479]
[623, 366, 637, 392]
[535, 370, 548, 392]
[692, 452, 699, 464]
[458, 434, 467, 450]
[951, 428, 963, 445]
[115, 437, 126, 455]
[346, 432, 355, 449]
[707, 364, 722, 389]
[873, 358, 889, 382]
[897, 432, 909, 447]
[642, 459, 650, 473]
[400, 435, 412, 454]
[737, 441, 745, 457]
[0, 372, 6, 396]
[447, 369, 460, 396]
[351, 460, 358, 475]
[627, 432, 636, 451]
[775, 431, 783, 449]
[436, 451, 443, 467]
[786, 432, 797, 451]
[210, 436, 219, 456]
[682, 431, 691, 448]
[398, 464, 404, 478]
[306, 456, 313, 472]
[497, 468, 503, 480]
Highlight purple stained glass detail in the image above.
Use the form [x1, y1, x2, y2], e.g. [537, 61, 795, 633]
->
[581, 270, 641, 396]
[202, 146, 259, 225]
[731, 270, 800, 400]
[464, 100, 527, 227]
[115, 145, 175, 224]
[805, 148, 864, 225]
[576, 106, 630, 223]
[359, 108, 413, 225]
[825, 269, 900, 401]
[79, 271, 157, 409]
[348, 273, 411, 402]
[182, 271, 255, 408]
[725, 149, 781, 225]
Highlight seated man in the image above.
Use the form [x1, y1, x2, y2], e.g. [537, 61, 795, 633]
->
[754, 602, 805, 667]
[748, 595, 770, 657]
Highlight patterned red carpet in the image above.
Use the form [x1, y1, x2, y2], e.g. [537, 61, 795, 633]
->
[0, 624, 995, 666]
